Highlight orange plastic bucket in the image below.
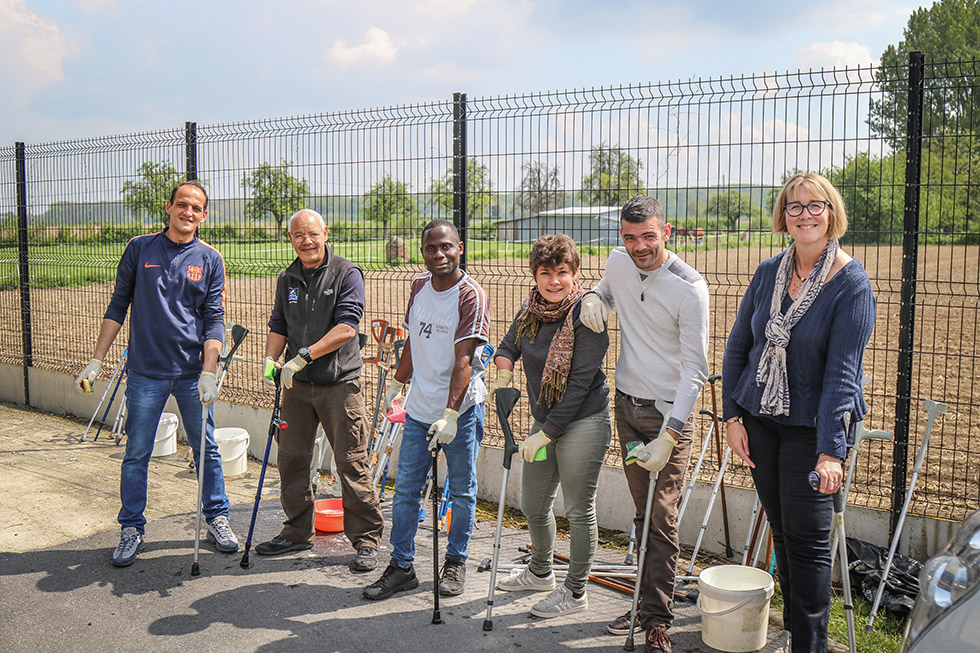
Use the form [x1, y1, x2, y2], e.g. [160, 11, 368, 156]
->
[314, 498, 344, 533]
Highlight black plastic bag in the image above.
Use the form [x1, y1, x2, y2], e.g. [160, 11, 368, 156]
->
[845, 537, 922, 617]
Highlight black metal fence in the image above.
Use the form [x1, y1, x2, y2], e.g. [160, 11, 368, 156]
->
[2, 53, 978, 527]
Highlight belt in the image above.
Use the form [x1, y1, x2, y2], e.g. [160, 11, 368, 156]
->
[616, 389, 657, 407]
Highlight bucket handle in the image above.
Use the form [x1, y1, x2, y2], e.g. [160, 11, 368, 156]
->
[696, 593, 765, 617]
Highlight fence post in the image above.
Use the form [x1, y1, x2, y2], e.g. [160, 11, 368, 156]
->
[14, 142, 33, 407]
[452, 92, 467, 271]
[891, 50, 925, 537]
[185, 121, 198, 181]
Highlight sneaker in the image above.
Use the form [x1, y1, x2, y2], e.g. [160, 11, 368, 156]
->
[363, 563, 419, 600]
[206, 515, 240, 552]
[530, 585, 588, 619]
[439, 556, 466, 596]
[644, 625, 672, 653]
[607, 609, 644, 635]
[349, 547, 379, 572]
[111, 527, 145, 567]
[255, 535, 313, 557]
[496, 565, 557, 592]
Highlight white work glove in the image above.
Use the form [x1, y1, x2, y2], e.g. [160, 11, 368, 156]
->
[636, 431, 678, 473]
[580, 293, 608, 334]
[519, 429, 551, 463]
[427, 408, 459, 450]
[74, 358, 102, 394]
[198, 371, 218, 407]
[384, 379, 405, 413]
[262, 357, 279, 391]
[487, 368, 513, 405]
[281, 355, 307, 390]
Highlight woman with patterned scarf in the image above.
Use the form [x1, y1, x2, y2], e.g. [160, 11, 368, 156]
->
[487, 233, 612, 619]
[722, 172, 876, 653]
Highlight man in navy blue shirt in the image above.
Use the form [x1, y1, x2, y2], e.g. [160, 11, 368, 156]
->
[75, 180, 238, 567]
[258, 209, 383, 571]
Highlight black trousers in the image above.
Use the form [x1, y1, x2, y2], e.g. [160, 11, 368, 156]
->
[744, 413, 834, 653]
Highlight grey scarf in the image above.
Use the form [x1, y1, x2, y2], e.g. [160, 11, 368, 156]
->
[756, 239, 839, 416]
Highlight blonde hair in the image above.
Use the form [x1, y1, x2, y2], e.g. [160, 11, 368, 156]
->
[771, 172, 848, 240]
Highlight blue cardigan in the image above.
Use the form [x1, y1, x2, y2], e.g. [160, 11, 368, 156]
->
[722, 252, 876, 459]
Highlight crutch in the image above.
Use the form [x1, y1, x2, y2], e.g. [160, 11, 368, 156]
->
[93, 364, 127, 442]
[706, 374, 733, 558]
[112, 395, 128, 444]
[81, 348, 127, 441]
[741, 495, 766, 566]
[482, 386, 521, 632]
[190, 323, 249, 577]
[866, 398, 946, 632]
[685, 442, 733, 576]
[431, 442, 443, 625]
[808, 471, 857, 653]
[624, 399, 672, 651]
[676, 409, 716, 527]
[240, 367, 287, 569]
[366, 321, 399, 452]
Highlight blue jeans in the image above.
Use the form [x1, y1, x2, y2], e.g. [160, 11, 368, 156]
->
[389, 404, 484, 568]
[119, 371, 230, 533]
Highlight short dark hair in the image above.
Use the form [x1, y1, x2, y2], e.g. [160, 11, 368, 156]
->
[621, 195, 665, 228]
[529, 234, 580, 275]
[421, 219, 459, 242]
[169, 180, 209, 210]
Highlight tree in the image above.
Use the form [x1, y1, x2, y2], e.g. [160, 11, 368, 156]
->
[707, 189, 760, 231]
[869, 0, 980, 146]
[121, 161, 183, 223]
[428, 158, 493, 220]
[517, 160, 563, 215]
[579, 143, 643, 206]
[242, 160, 310, 236]
[362, 173, 416, 241]
[828, 152, 904, 244]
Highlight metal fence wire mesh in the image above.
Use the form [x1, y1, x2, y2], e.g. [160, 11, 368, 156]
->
[1, 59, 977, 523]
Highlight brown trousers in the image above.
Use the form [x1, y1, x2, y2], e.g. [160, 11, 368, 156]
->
[615, 392, 695, 629]
[277, 379, 384, 548]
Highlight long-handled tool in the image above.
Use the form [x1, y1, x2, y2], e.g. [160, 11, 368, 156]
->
[866, 398, 947, 632]
[431, 443, 443, 625]
[624, 398, 672, 652]
[81, 348, 127, 442]
[483, 386, 521, 632]
[706, 374, 733, 558]
[190, 323, 248, 577]
[365, 321, 400, 453]
[240, 368, 287, 569]
[93, 364, 127, 442]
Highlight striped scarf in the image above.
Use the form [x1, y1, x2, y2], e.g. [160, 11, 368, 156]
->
[756, 239, 839, 416]
[515, 282, 585, 407]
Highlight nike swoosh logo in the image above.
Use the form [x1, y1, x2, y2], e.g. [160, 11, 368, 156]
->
[144, 263, 161, 268]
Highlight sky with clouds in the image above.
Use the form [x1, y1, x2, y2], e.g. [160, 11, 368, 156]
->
[1, 0, 921, 146]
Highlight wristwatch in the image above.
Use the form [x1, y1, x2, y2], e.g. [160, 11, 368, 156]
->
[298, 347, 313, 364]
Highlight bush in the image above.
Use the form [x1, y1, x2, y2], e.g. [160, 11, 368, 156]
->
[97, 223, 145, 244]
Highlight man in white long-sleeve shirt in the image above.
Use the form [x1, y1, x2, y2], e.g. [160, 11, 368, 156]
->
[580, 195, 709, 653]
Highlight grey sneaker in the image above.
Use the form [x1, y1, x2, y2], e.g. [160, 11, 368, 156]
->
[206, 515, 239, 552]
[111, 527, 145, 567]
[530, 585, 588, 619]
[496, 565, 557, 592]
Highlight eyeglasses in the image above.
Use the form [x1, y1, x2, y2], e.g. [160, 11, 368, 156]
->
[290, 231, 323, 242]
[784, 201, 830, 217]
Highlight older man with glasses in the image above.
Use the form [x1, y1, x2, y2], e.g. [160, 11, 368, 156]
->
[257, 209, 384, 572]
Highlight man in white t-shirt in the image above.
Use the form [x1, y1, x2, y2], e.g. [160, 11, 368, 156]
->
[580, 195, 709, 653]
[363, 219, 490, 601]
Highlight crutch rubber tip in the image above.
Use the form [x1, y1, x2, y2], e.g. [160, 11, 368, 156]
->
[483, 620, 493, 631]
[623, 637, 636, 651]
[865, 625, 873, 634]
[431, 613, 442, 625]
[191, 563, 200, 577]
[240, 554, 251, 569]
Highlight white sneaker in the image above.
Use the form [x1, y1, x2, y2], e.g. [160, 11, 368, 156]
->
[496, 565, 556, 592]
[530, 585, 588, 618]
[206, 515, 239, 552]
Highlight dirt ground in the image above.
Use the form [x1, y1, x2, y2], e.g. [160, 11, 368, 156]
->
[3, 242, 979, 521]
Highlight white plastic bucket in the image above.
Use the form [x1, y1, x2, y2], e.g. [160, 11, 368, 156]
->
[214, 427, 249, 477]
[697, 565, 774, 652]
[151, 413, 178, 457]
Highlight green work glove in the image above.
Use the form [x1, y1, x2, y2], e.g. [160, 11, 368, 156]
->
[262, 357, 278, 391]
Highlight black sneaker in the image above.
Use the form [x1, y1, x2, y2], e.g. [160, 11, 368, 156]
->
[254, 535, 313, 557]
[349, 547, 379, 572]
[439, 556, 466, 596]
[363, 563, 419, 600]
